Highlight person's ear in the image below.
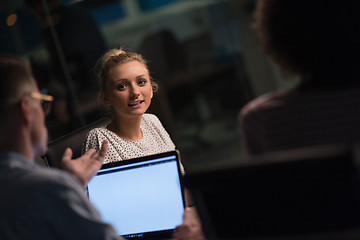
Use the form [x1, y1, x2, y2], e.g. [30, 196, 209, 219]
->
[100, 91, 111, 106]
[150, 82, 156, 99]
[19, 97, 32, 124]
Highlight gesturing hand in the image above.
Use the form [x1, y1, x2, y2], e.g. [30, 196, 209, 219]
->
[61, 140, 109, 187]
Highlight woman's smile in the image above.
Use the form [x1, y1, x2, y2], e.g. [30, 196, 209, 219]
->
[128, 100, 144, 107]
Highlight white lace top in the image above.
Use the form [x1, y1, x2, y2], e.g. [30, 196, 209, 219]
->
[82, 113, 176, 164]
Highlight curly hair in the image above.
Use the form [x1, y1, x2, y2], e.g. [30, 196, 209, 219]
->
[95, 48, 158, 92]
[253, 0, 360, 86]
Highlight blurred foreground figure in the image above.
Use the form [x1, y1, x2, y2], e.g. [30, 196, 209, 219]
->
[239, 0, 360, 155]
[0, 53, 120, 239]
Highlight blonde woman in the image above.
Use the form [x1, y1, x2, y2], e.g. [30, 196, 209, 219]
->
[82, 48, 176, 163]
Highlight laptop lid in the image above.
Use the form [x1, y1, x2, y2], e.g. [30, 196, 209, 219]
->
[87, 150, 185, 239]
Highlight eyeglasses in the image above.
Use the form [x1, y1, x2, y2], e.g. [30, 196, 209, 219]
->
[30, 91, 54, 115]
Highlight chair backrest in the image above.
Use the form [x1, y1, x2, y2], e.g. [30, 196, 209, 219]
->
[43, 117, 110, 168]
[184, 143, 360, 239]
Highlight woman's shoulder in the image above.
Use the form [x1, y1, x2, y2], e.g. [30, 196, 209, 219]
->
[142, 113, 171, 137]
[83, 126, 111, 146]
[142, 113, 159, 121]
[142, 113, 162, 125]
[86, 126, 109, 136]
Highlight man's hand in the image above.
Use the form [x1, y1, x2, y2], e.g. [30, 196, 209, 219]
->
[61, 140, 109, 187]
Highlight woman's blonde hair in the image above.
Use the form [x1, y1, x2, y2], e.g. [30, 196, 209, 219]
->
[95, 48, 158, 92]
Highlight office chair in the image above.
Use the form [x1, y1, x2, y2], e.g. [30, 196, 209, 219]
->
[184, 143, 360, 240]
[43, 117, 110, 168]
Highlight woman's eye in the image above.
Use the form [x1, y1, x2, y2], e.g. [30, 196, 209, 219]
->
[116, 84, 126, 90]
[138, 79, 147, 85]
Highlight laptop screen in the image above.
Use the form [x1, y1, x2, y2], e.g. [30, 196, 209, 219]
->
[87, 151, 185, 239]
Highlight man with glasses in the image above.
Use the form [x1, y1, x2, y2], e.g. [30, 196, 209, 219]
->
[30, 90, 54, 115]
[0, 53, 120, 239]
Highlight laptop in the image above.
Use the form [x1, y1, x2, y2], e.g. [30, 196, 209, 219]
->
[87, 150, 185, 239]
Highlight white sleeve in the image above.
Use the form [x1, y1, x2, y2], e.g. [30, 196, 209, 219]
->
[82, 129, 101, 155]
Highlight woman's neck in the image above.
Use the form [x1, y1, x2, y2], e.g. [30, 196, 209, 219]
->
[107, 115, 143, 141]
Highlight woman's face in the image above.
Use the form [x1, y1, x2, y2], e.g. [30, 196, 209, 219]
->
[101, 60, 153, 118]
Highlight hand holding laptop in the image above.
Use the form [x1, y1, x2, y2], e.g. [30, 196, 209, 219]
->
[62, 140, 109, 187]
[173, 207, 204, 240]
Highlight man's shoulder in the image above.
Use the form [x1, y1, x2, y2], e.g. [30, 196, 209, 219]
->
[1, 161, 82, 201]
[241, 90, 290, 117]
[29, 165, 79, 189]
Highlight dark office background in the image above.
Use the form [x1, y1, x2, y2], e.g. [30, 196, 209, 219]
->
[0, 0, 295, 169]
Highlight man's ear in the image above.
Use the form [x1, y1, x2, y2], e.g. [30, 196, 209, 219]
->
[100, 91, 111, 106]
[19, 97, 32, 124]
